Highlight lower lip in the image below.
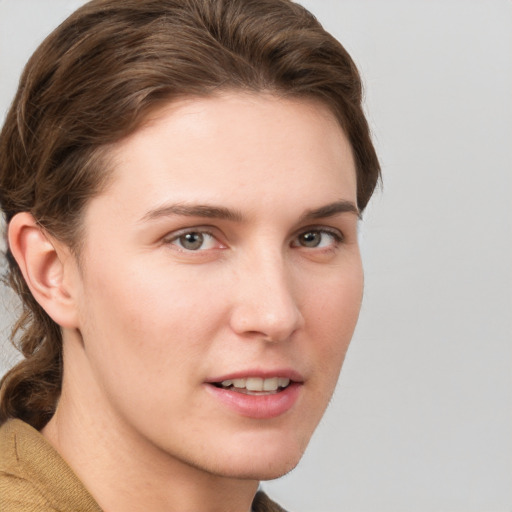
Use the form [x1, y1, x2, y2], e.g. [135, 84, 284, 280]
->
[205, 382, 302, 419]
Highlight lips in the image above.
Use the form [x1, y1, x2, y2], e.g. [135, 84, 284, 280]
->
[205, 370, 303, 419]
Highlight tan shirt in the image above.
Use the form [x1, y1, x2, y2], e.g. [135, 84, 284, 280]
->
[0, 419, 287, 512]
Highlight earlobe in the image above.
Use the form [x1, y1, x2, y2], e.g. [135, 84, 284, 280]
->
[8, 212, 79, 329]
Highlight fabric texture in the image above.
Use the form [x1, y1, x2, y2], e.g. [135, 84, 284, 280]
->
[0, 418, 287, 512]
[0, 419, 101, 512]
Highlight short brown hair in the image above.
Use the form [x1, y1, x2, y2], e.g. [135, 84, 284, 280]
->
[0, 0, 380, 429]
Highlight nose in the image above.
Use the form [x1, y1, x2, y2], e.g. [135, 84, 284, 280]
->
[229, 252, 304, 342]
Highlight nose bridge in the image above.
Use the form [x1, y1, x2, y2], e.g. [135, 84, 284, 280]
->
[230, 244, 303, 341]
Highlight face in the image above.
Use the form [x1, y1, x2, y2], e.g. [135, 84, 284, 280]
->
[68, 92, 363, 480]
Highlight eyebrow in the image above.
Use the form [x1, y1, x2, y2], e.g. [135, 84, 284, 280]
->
[300, 200, 360, 221]
[140, 203, 244, 223]
[140, 199, 359, 223]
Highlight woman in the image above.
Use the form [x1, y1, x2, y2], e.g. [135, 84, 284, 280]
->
[0, 1, 380, 510]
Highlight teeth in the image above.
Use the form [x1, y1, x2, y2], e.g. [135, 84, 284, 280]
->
[263, 377, 278, 391]
[246, 377, 264, 391]
[278, 377, 290, 388]
[220, 377, 290, 392]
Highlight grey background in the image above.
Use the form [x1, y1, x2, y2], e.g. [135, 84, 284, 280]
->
[1, 1, 511, 511]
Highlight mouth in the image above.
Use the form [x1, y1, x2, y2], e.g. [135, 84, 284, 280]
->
[206, 375, 302, 419]
[205, 370, 304, 418]
[212, 377, 291, 395]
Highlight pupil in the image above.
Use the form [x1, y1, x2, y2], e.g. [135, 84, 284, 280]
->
[301, 232, 320, 247]
[181, 232, 203, 250]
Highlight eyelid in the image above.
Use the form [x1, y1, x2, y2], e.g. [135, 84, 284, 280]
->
[294, 225, 344, 241]
[162, 226, 226, 250]
[291, 225, 345, 249]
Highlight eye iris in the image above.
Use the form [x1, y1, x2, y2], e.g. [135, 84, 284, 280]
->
[179, 232, 204, 250]
[300, 231, 321, 247]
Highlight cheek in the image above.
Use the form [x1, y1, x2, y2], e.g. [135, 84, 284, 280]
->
[74, 265, 231, 434]
[77, 262, 223, 382]
[307, 261, 363, 329]
[304, 261, 364, 374]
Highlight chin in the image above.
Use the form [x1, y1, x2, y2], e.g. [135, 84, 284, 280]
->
[211, 454, 303, 481]
[202, 431, 309, 481]
[247, 458, 302, 481]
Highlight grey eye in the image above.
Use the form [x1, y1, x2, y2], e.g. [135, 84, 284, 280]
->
[178, 232, 204, 250]
[167, 230, 220, 252]
[293, 229, 342, 249]
[299, 231, 322, 248]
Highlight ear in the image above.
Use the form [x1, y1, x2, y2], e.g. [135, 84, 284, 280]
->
[8, 212, 80, 329]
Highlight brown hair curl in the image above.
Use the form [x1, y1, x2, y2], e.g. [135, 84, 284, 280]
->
[0, 0, 380, 429]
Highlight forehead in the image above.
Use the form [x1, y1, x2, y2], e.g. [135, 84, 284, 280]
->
[90, 92, 357, 223]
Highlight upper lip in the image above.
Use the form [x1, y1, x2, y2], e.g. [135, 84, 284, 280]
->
[206, 368, 305, 383]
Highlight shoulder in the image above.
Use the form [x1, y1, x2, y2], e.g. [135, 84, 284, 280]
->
[0, 477, 59, 512]
[253, 489, 290, 512]
[0, 419, 102, 512]
[0, 419, 56, 510]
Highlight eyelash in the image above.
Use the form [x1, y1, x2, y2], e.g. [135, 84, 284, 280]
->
[292, 227, 344, 250]
[164, 226, 344, 252]
[164, 228, 221, 252]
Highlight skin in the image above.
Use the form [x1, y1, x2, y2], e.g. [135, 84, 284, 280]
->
[12, 92, 363, 512]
